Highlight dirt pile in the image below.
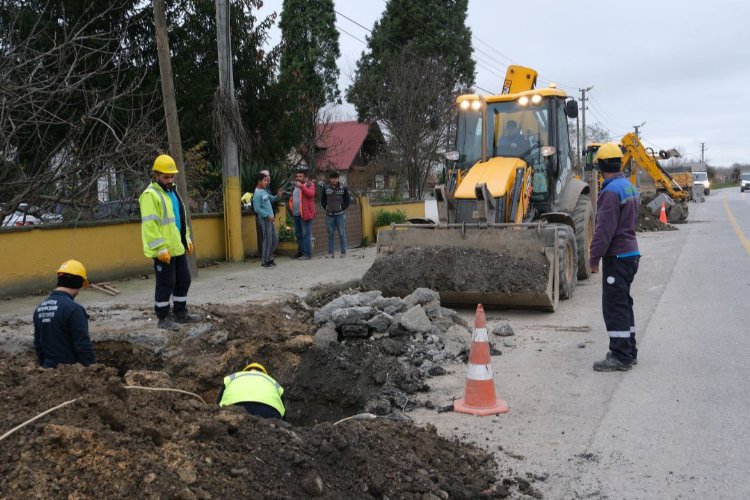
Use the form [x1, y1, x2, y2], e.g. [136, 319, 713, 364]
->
[637, 204, 676, 232]
[362, 247, 549, 296]
[0, 361, 532, 499]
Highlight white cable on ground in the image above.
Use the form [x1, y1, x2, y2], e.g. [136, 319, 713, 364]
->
[333, 412, 377, 426]
[0, 397, 83, 443]
[124, 386, 207, 404]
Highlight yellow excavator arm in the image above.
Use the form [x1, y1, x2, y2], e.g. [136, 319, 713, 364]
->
[620, 133, 689, 203]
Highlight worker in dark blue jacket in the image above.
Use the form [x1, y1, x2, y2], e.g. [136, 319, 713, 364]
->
[33, 260, 96, 368]
[589, 143, 640, 372]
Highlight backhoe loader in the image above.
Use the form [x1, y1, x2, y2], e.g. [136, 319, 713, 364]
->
[361, 66, 595, 311]
[584, 134, 690, 222]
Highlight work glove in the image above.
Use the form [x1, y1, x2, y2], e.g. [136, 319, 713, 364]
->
[186, 241, 194, 255]
[157, 249, 171, 264]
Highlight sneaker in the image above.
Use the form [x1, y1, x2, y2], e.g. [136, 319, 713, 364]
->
[173, 311, 201, 323]
[157, 317, 181, 331]
[340, 253, 347, 258]
[326, 253, 334, 259]
[293, 252, 302, 259]
[593, 356, 633, 372]
[268, 260, 277, 267]
[607, 351, 637, 365]
[261, 262, 273, 268]
[298, 255, 311, 260]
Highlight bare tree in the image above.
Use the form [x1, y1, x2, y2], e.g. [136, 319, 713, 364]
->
[0, 1, 162, 224]
[365, 53, 457, 199]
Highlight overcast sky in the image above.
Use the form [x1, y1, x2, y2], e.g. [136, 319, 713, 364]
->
[258, 0, 750, 167]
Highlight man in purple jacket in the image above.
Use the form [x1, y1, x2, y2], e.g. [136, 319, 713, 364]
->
[589, 143, 641, 371]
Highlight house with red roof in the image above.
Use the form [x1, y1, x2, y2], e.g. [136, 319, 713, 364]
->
[313, 121, 386, 191]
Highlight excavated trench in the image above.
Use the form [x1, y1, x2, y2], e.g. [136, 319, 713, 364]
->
[0, 295, 542, 498]
[86, 299, 427, 426]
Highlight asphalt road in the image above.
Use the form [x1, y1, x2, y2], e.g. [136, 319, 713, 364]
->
[413, 188, 750, 499]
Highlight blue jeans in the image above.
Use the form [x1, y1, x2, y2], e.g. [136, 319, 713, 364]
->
[326, 213, 348, 254]
[294, 215, 312, 257]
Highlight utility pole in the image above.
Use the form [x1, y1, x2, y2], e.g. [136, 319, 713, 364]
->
[633, 121, 646, 138]
[700, 142, 706, 163]
[215, 0, 244, 261]
[153, 0, 197, 275]
[579, 85, 594, 155]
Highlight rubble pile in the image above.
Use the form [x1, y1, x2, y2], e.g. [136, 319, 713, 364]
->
[313, 288, 473, 374]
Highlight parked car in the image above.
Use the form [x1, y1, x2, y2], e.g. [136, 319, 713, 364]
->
[92, 200, 140, 220]
[1, 203, 62, 227]
[693, 171, 710, 196]
[741, 173, 750, 193]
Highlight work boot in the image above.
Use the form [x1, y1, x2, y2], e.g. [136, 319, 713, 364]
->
[607, 351, 637, 365]
[173, 311, 201, 323]
[593, 355, 633, 372]
[157, 317, 181, 331]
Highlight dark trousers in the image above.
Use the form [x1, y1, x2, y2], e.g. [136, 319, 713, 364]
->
[294, 215, 312, 257]
[237, 402, 282, 419]
[153, 254, 191, 319]
[602, 256, 639, 363]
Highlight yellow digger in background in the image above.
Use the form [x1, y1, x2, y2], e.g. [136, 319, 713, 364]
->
[584, 134, 690, 222]
[362, 66, 595, 311]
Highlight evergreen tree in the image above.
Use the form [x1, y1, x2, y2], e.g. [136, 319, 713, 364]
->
[346, 0, 475, 197]
[347, 0, 475, 120]
[278, 0, 340, 169]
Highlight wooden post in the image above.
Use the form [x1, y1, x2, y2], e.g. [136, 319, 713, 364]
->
[153, 0, 198, 275]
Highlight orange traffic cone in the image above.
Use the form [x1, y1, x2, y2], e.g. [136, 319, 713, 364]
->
[454, 304, 509, 416]
[659, 202, 668, 224]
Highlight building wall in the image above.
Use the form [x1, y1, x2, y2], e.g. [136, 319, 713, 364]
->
[0, 213, 266, 296]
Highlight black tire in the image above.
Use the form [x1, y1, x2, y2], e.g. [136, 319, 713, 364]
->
[572, 194, 594, 280]
[705, 188, 710, 196]
[557, 225, 578, 300]
[741, 187, 745, 193]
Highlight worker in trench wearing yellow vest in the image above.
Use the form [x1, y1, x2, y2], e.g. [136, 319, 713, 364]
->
[217, 363, 286, 419]
[139, 154, 200, 331]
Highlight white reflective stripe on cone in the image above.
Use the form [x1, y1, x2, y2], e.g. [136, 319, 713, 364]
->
[630, 327, 636, 333]
[172, 296, 188, 302]
[608, 330, 631, 338]
[155, 301, 170, 307]
[472, 327, 488, 342]
[466, 363, 494, 381]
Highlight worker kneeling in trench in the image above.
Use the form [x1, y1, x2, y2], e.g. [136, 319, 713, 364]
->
[217, 362, 286, 419]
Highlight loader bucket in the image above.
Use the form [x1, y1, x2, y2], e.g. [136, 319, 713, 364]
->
[361, 223, 559, 311]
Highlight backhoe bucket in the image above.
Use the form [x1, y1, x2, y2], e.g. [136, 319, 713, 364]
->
[362, 223, 559, 311]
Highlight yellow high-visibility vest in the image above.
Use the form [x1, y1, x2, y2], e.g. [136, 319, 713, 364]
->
[219, 371, 285, 417]
[138, 182, 191, 258]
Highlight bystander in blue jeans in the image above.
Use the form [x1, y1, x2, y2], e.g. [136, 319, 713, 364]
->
[326, 213, 348, 256]
[294, 215, 313, 257]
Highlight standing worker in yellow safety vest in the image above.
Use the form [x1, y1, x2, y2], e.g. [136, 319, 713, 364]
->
[139, 154, 200, 331]
[217, 363, 286, 419]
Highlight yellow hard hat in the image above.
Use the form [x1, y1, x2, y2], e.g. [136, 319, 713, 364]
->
[593, 142, 623, 164]
[152, 154, 179, 174]
[242, 362, 267, 374]
[57, 259, 89, 287]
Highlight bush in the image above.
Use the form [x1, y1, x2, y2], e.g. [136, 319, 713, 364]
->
[375, 208, 407, 228]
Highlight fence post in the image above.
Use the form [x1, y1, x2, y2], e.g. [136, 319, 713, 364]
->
[360, 195, 375, 244]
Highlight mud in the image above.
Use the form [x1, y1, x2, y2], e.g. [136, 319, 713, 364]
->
[637, 204, 676, 232]
[0, 361, 532, 499]
[0, 298, 541, 498]
[361, 247, 549, 296]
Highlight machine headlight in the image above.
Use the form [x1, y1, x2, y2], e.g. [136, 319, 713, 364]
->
[470, 100, 481, 111]
[531, 94, 542, 105]
[518, 96, 529, 106]
[459, 100, 470, 110]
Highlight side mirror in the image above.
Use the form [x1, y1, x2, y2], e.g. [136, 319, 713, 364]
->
[564, 99, 578, 119]
[445, 150, 460, 162]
